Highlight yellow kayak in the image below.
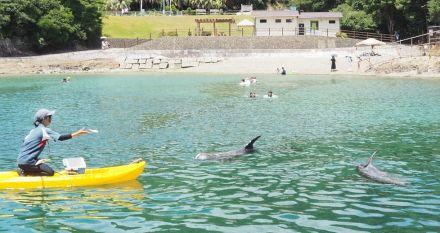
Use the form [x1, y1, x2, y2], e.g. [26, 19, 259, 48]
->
[0, 160, 145, 189]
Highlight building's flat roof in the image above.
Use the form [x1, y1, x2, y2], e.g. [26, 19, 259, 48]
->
[252, 10, 299, 17]
[252, 10, 343, 18]
[299, 12, 343, 18]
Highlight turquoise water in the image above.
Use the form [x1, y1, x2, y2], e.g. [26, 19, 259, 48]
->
[0, 74, 439, 232]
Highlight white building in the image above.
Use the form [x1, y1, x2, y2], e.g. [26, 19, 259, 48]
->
[252, 11, 343, 37]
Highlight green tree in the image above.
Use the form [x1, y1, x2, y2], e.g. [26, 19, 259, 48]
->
[428, 0, 440, 24]
[188, 0, 225, 9]
[211, 0, 226, 9]
[106, 0, 134, 11]
[0, 0, 105, 52]
[363, 0, 400, 34]
[334, 3, 376, 31]
[0, 0, 46, 39]
[289, 0, 343, 11]
[189, 0, 205, 8]
[62, 0, 105, 47]
[37, 6, 75, 49]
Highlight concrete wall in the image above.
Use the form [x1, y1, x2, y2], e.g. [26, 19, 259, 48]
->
[135, 36, 359, 51]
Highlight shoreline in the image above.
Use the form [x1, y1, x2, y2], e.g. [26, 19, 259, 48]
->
[1, 47, 439, 78]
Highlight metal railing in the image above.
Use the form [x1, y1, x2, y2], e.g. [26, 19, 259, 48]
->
[107, 26, 394, 41]
[147, 27, 361, 38]
[104, 10, 240, 16]
[340, 30, 394, 42]
[396, 30, 440, 46]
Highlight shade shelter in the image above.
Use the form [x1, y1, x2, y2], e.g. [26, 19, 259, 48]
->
[237, 19, 254, 27]
[195, 18, 235, 36]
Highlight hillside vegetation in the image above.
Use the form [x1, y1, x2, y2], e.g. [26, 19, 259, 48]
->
[0, 0, 104, 52]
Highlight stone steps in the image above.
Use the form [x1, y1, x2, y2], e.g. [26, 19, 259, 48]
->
[120, 55, 222, 70]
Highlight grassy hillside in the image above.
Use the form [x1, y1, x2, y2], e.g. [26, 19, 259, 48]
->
[102, 15, 254, 39]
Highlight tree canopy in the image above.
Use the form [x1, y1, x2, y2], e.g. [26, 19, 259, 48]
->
[0, 0, 105, 52]
[428, 0, 440, 24]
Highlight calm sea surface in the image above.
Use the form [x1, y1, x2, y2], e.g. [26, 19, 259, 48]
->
[0, 74, 439, 232]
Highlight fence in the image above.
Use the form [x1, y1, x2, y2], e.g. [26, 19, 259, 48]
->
[151, 27, 255, 38]
[145, 27, 334, 39]
[255, 27, 340, 37]
[107, 38, 151, 48]
[106, 10, 183, 16]
[340, 30, 395, 42]
[147, 27, 394, 39]
[428, 28, 440, 45]
[105, 10, 239, 16]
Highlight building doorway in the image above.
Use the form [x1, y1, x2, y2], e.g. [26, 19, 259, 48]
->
[298, 23, 304, 35]
[311, 21, 319, 30]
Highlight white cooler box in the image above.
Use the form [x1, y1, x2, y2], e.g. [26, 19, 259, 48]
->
[63, 157, 87, 174]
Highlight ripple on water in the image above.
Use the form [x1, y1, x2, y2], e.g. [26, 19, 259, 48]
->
[350, 203, 398, 213]
[292, 214, 382, 232]
[333, 208, 384, 218]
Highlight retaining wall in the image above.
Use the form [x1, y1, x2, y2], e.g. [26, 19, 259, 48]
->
[132, 36, 360, 50]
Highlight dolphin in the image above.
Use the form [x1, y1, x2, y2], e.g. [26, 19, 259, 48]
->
[357, 151, 407, 186]
[195, 136, 261, 160]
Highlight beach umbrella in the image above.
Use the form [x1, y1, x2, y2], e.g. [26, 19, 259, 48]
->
[356, 38, 386, 47]
[356, 38, 386, 55]
[237, 19, 254, 27]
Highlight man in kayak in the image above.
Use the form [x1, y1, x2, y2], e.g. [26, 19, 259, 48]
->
[17, 109, 91, 176]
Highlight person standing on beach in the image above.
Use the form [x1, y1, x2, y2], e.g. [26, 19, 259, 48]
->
[17, 109, 91, 176]
[331, 56, 337, 72]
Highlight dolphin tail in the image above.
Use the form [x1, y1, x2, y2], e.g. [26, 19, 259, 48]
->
[244, 136, 261, 150]
[366, 150, 378, 166]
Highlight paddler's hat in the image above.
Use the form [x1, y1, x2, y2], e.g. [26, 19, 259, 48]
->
[34, 108, 56, 122]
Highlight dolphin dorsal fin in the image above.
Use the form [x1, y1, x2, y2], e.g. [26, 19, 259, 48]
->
[245, 136, 261, 150]
[366, 150, 377, 166]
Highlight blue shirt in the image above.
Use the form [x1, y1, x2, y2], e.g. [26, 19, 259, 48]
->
[17, 125, 60, 165]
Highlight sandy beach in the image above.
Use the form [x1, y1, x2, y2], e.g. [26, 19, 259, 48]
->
[0, 46, 439, 78]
